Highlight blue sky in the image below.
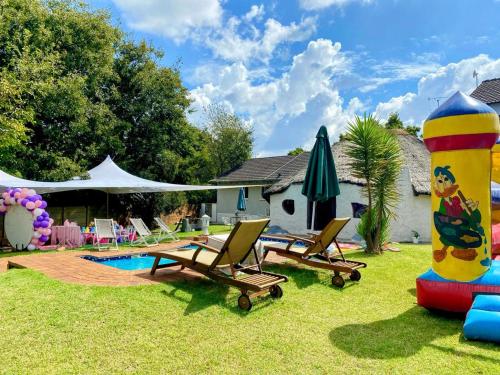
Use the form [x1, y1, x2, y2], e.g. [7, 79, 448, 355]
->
[89, 0, 500, 155]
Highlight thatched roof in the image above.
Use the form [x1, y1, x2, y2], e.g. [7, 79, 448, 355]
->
[266, 132, 431, 196]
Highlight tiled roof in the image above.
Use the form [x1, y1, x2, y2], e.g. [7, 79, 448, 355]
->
[212, 152, 310, 184]
[470, 78, 500, 104]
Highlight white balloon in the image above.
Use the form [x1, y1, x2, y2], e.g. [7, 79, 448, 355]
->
[27, 244, 36, 251]
[27, 189, 36, 196]
[33, 232, 41, 239]
[33, 208, 43, 217]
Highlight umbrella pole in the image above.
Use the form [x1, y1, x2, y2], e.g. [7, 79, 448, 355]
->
[312, 201, 316, 231]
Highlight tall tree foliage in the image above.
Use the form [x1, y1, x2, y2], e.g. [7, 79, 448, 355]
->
[384, 112, 420, 137]
[204, 104, 253, 176]
[346, 114, 403, 253]
[0, 0, 218, 220]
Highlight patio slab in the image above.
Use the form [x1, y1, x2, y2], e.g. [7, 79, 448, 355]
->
[2, 241, 285, 286]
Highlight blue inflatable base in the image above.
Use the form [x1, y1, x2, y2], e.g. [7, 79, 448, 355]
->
[464, 294, 500, 343]
[419, 259, 500, 286]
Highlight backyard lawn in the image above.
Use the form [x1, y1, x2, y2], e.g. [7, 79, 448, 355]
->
[0, 244, 498, 374]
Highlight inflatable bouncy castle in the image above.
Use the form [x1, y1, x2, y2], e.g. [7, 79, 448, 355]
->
[417, 91, 500, 313]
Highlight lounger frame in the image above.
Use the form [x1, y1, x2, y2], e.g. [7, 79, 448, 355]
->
[263, 218, 366, 287]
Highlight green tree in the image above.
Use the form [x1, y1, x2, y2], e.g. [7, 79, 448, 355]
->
[288, 147, 304, 156]
[384, 112, 421, 137]
[205, 104, 253, 176]
[345, 114, 403, 253]
[0, 0, 215, 221]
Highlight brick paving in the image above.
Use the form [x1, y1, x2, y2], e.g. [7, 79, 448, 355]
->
[1, 241, 285, 286]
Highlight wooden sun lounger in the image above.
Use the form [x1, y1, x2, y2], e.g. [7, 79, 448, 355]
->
[263, 217, 366, 288]
[149, 219, 288, 311]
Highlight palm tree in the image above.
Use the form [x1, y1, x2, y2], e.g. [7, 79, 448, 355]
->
[345, 114, 403, 253]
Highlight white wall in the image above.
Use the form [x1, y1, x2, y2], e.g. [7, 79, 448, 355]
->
[269, 167, 431, 242]
[216, 186, 269, 222]
[489, 102, 500, 114]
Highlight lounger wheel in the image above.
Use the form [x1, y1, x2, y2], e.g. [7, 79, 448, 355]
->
[269, 285, 283, 299]
[349, 269, 361, 281]
[238, 294, 253, 311]
[331, 275, 345, 288]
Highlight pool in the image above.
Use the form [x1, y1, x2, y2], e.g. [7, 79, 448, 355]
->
[81, 253, 176, 271]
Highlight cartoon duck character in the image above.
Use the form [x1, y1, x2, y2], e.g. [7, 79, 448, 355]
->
[433, 166, 483, 262]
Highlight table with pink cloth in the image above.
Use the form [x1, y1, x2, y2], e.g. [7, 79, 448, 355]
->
[50, 226, 83, 248]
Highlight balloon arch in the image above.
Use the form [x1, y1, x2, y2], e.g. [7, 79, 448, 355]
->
[0, 188, 52, 250]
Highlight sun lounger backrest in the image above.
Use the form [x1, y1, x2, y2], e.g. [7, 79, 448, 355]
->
[130, 218, 151, 236]
[95, 218, 116, 239]
[305, 217, 350, 256]
[214, 219, 269, 267]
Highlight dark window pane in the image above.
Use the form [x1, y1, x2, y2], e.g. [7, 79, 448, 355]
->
[282, 199, 295, 215]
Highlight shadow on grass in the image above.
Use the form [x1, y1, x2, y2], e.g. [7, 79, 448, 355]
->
[329, 306, 500, 363]
[265, 263, 361, 291]
[160, 278, 279, 316]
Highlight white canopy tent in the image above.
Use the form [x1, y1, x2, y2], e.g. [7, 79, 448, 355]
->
[0, 156, 228, 194]
[0, 155, 235, 216]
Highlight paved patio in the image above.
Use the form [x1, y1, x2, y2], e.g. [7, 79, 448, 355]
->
[1, 241, 284, 286]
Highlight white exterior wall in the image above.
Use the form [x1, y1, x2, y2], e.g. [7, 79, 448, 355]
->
[216, 186, 270, 222]
[270, 167, 431, 242]
[489, 102, 500, 114]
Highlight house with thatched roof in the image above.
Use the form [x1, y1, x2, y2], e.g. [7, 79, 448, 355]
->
[265, 131, 431, 242]
[211, 153, 310, 223]
[213, 131, 431, 242]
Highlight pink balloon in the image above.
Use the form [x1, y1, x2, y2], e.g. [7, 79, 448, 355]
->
[49, 218, 54, 225]
[20, 192, 27, 199]
[31, 238, 38, 245]
[26, 202, 35, 210]
[0, 206, 6, 212]
[35, 200, 42, 208]
[46, 229, 52, 235]
[2, 192, 8, 200]
[14, 192, 20, 199]
[17, 198, 23, 205]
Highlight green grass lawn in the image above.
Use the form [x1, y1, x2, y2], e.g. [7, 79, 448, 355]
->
[0, 244, 498, 374]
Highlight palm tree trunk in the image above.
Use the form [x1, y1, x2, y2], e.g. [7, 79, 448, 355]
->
[365, 182, 375, 252]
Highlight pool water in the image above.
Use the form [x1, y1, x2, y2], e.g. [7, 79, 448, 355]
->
[82, 254, 176, 271]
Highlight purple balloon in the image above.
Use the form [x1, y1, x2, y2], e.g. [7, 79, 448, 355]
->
[39, 235, 48, 242]
[9, 190, 15, 197]
[33, 195, 42, 201]
[37, 216, 44, 222]
[40, 221, 48, 228]
[40, 201, 47, 209]
[28, 196, 37, 202]
[21, 199, 28, 207]
[42, 211, 49, 217]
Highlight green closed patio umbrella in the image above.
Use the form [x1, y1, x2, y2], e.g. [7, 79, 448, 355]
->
[237, 187, 247, 213]
[302, 126, 340, 230]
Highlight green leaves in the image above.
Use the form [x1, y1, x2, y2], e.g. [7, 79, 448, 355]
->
[345, 114, 403, 253]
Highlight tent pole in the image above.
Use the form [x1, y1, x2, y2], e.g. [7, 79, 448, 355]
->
[106, 192, 109, 219]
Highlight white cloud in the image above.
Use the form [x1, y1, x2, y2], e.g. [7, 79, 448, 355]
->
[299, 0, 373, 11]
[375, 54, 500, 124]
[205, 16, 317, 64]
[189, 39, 364, 155]
[111, 0, 222, 42]
[243, 4, 265, 22]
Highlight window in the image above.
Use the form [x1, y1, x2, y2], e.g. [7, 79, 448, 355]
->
[351, 202, 367, 218]
[282, 199, 295, 215]
[244, 187, 249, 198]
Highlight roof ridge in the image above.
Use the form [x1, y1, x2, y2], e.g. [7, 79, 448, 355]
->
[264, 152, 308, 179]
[482, 78, 500, 83]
